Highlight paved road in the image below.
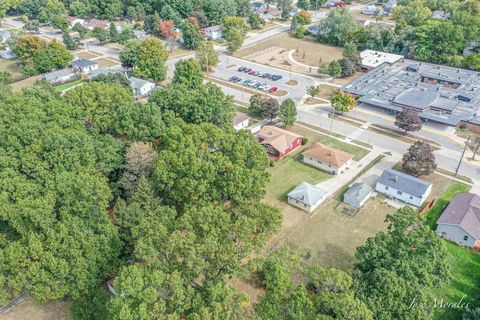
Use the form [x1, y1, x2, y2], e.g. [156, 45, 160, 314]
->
[298, 107, 480, 183]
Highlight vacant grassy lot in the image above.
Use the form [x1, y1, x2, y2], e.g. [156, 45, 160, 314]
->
[11, 75, 42, 92]
[430, 242, 480, 320]
[235, 33, 343, 75]
[75, 51, 101, 60]
[3, 297, 70, 320]
[0, 59, 23, 81]
[291, 124, 369, 161]
[95, 57, 120, 67]
[286, 195, 394, 269]
[423, 181, 471, 229]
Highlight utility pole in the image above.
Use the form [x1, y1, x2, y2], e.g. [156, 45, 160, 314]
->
[455, 135, 470, 176]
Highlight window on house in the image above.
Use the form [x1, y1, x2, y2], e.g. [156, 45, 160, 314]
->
[385, 186, 389, 190]
[464, 235, 469, 241]
[397, 191, 403, 195]
[410, 196, 413, 199]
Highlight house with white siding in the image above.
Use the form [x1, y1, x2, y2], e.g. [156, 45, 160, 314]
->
[375, 169, 432, 207]
[232, 112, 250, 130]
[302, 143, 353, 175]
[436, 193, 480, 249]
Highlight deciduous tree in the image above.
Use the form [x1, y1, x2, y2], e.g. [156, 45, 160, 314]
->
[394, 108, 422, 133]
[195, 40, 219, 71]
[402, 141, 437, 177]
[354, 207, 450, 320]
[279, 98, 297, 127]
[330, 90, 356, 113]
[172, 58, 203, 88]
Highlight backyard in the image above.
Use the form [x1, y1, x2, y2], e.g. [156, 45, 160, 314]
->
[286, 195, 395, 269]
[2, 297, 70, 320]
[430, 242, 480, 320]
[0, 58, 23, 81]
[423, 181, 471, 229]
[421, 180, 478, 319]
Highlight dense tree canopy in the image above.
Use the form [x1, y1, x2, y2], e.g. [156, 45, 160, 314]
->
[353, 207, 450, 320]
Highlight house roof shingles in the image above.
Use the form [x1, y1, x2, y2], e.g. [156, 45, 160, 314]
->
[378, 169, 432, 197]
[71, 59, 98, 68]
[232, 112, 250, 126]
[437, 193, 480, 239]
[288, 182, 327, 206]
[303, 143, 353, 168]
[258, 126, 302, 154]
[345, 182, 372, 202]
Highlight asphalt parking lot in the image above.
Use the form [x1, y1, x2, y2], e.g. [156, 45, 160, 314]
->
[211, 55, 318, 103]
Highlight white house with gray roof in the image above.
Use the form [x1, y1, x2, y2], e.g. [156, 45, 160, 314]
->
[129, 76, 155, 97]
[87, 67, 122, 80]
[343, 182, 373, 208]
[436, 193, 480, 249]
[70, 59, 98, 73]
[42, 69, 74, 84]
[287, 182, 327, 213]
[375, 169, 432, 207]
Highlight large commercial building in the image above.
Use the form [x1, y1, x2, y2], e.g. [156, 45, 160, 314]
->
[342, 56, 480, 127]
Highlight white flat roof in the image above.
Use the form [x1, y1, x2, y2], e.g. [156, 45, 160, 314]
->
[360, 50, 403, 68]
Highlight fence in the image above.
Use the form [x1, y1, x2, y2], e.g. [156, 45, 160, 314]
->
[0, 292, 27, 314]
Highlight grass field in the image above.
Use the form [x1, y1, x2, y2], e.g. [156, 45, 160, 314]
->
[286, 195, 395, 269]
[291, 125, 369, 161]
[0, 59, 23, 81]
[420, 180, 478, 320]
[431, 242, 480, 320]
[266, 154, 331, 201]
[54, 79, 85, 92]
[423, 181, 471, 229]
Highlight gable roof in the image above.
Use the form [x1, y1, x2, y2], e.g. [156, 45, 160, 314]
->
[437, 193, 480, 239]
[303, 143, 353, 167]
[345, 182, 372, 201]
[378, 169, 432, 197]
[288, 182, 327, 206]
[71, 59, 98, 68]
[258, 126, 302, 153]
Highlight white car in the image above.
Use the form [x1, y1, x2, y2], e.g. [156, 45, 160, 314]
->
[262, 85, 272, 91]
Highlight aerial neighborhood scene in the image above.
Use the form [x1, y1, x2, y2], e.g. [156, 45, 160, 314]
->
[2, 0, 480, 319]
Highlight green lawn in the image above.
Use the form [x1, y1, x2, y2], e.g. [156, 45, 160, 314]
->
[422, 180, 477, 319]
[266, 154, 331, 201]
[54, 79, 85, 92]
[423, 181, 471, 229]
[431, 242, 480, 320]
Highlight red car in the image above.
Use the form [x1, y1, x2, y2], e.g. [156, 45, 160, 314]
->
[248, 70, 256, 75]
[333, 1, 346, 7]
[268, 87, 278, 93]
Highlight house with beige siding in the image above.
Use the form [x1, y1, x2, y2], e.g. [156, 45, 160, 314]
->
[302, 143, 353, 175]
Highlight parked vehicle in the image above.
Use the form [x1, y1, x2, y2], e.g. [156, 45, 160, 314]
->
[268, 87, 278, 93]
[238, 67, 246, 72]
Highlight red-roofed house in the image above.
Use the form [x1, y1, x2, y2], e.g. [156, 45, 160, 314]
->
[257, 126, 303, 160]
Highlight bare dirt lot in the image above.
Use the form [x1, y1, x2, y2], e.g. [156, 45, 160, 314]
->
[235, 33, 344, 76]
[2, 297, 70, 320]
